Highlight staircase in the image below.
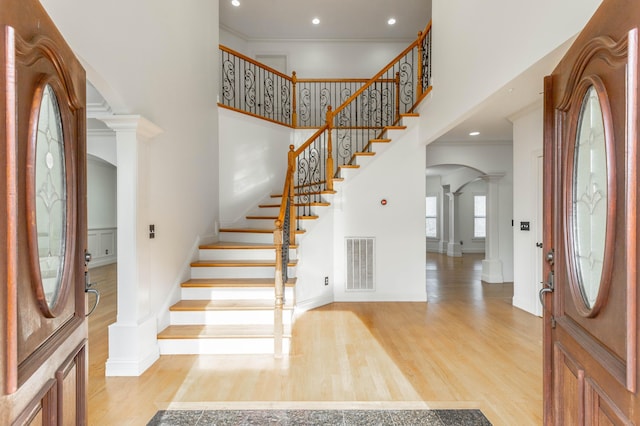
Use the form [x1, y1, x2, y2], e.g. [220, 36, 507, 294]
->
[157, 116, 418, 356]
[157, 203, 313, 355]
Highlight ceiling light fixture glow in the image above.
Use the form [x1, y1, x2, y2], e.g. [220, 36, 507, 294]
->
[388, 18, 396, 25]
[312, 17, 320, 25]
[469, 131, 480, 136]
[231, 0, 240, 6]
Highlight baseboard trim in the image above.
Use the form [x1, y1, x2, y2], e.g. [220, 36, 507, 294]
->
[294, 295, 334, 316]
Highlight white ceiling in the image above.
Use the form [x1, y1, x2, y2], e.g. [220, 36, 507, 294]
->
[220, 0, 432, 41]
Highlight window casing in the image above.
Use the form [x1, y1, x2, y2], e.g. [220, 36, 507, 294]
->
[426, 195, 438, 238]
[473, 194, 486, 239]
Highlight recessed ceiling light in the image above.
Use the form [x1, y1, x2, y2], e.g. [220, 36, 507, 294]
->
[388, 18, 396, 25]
[469, 131, 480, 136]
[312, 17, 320, 25]
[231, 0, 240, 6]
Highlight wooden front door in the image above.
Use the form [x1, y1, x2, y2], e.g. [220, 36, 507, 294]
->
[543, 0, 640, 423]
[1, 0, 88, 424]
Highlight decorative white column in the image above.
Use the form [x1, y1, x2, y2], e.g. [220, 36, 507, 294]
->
[440, 185, 450, 253]
[446, 191, 463, 257]
[481, 173, 505, 283]
[98, 115, 163, 376]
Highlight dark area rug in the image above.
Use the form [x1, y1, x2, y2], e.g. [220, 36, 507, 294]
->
[147, 409, 492, 425]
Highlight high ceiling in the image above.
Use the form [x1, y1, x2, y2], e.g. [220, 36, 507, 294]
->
[219, 0, 432, 41]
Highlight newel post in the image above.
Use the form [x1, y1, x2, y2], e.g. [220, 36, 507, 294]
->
[288, 145, 296, 245]
[326, 105, 334, 191]
[291, 71, 297, 127]
[274, 221, 284, 308]
[417, 31, 424, 98]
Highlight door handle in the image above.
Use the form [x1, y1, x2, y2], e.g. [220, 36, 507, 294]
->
[539, 270, 554, 311]
[84, 251, 100, 317]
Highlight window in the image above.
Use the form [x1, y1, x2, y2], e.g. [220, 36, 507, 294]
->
[473, 195, 486, 238]
[425, 195, 438, 238]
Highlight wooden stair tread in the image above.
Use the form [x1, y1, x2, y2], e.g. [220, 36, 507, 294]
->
[270, 190, 336, 198]
[370, 138, 391, 143]
[182, 278, 296, 287]
[339, 164, 360, 169]
[170, 299, 294, 311]
[191, 259, 298, 267]
[400, 112, 420, 117]
[259, 202, 330, 208]
[158, 324, 291, 339]
[385, 125, 407, 130]
[199, 241, 298, 250]
[246, 215, 319, 220]
[354, 152, 376, 156]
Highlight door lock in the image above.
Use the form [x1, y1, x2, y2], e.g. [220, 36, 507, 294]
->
[539, 270, 554, 311]
[84, 251, 100, 317]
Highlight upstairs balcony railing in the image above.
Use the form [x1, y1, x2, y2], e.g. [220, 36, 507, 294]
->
[219, 23, 432, 130]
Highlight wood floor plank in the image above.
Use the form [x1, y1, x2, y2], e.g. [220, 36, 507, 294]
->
[87, 253, 542, 426]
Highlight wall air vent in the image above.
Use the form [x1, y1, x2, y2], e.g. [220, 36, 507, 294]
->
[345, 237, 375, 291]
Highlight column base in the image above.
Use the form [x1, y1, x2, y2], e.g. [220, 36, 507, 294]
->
[439, 241, 449, 254]
[105, 317, 159, 376]
[481, 258, 504, 283]
[447, 242, 462, 257]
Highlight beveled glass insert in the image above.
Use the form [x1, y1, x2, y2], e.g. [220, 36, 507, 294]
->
[35, 84, 67, 309]
[572, 86, 607, 309]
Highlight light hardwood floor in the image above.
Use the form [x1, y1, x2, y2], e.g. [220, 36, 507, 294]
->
[87, 253, 542, 425]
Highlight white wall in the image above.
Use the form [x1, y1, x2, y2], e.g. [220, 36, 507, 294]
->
[220, 28, 413, 78]
[426, 141, 514, 281]
[218, 108, 292, 227]
[41, 0, 220, 374]
[333, 118, 426, 302]
[512, 102, 544, 316]
[87, 156, 117, 229]
[418, 0, 602, 144]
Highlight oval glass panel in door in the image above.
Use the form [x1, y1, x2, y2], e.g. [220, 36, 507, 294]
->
[34, 84, 67, 309]
[572, 85, 607, 309]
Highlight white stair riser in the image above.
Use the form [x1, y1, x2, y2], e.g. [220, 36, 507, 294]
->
[170, 310, 293, 325]
[198, 248, 297, 261]
[181, 287, 295, 301]
[256, 206, 280, 215]
[158, 338, 291, 355]
[338, 168, 359, 179]
[353, 156, 375, 168]
[190, 266, 296, 279]
[370, 143, 390, 155]
[246, 219, 277, 230]
[219, 232, 274, 244]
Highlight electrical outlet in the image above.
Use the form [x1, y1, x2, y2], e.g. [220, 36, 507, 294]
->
[324, 276, 329, 286]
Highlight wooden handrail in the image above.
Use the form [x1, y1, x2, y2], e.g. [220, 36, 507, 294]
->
[220, 44, 292, 81]
[293, 124, 329, 157]
[218, 103, 295, 128]
[296, 78, 396, 83]
[332, 22, 431, 118]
